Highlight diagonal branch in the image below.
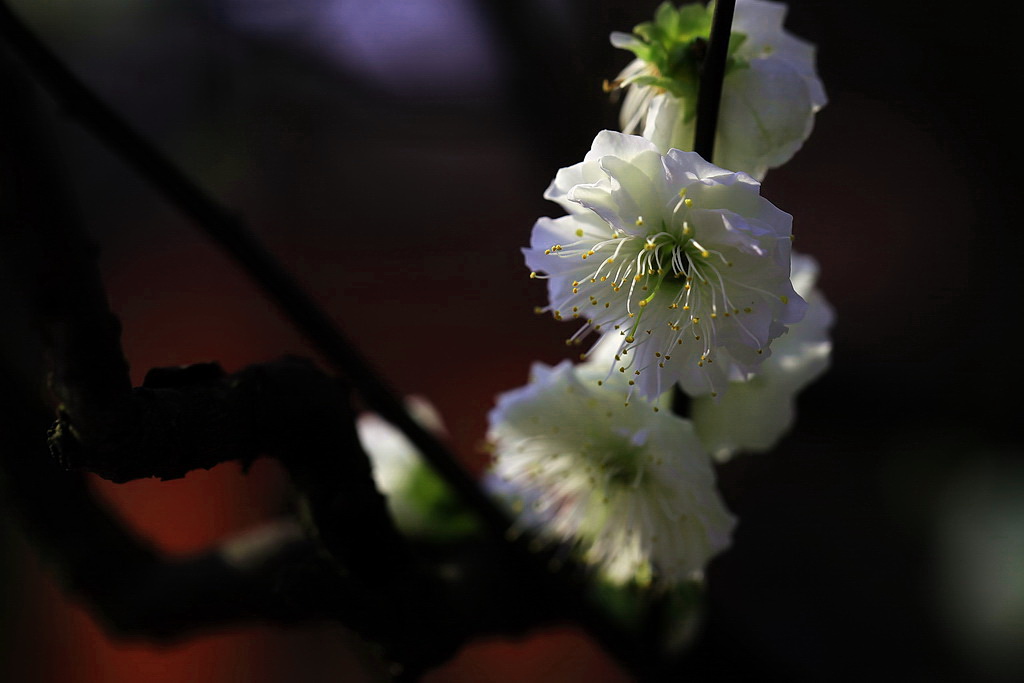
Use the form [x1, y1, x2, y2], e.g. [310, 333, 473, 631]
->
[0, 0, 511, 541]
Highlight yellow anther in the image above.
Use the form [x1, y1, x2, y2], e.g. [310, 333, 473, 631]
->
[575, 228, 584, 237]
[684, 198, 693, 207]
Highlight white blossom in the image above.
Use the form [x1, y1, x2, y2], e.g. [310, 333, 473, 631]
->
[487, 360, 735, 586]
[691, 252, 833, 460]
[356, 397, 464, 538]
[610, 0, 826, 180]
[526, 130, 805, 400]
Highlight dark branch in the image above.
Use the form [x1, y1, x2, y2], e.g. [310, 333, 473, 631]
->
[0, 0, 511, 542]
[693, 0, 736, 160]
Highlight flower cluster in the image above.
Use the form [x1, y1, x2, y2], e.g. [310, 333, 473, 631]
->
[485, 0, 831, 589]
[365, 0, 832, 593]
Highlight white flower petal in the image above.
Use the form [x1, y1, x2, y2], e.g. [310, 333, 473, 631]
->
[717, 58, 816, 179]
[643, 93, 693, 156]
[692, 252, 833, 460]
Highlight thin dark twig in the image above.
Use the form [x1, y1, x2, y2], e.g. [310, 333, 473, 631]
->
[693, 0, 736, 160]
[0, 1, 509, 539]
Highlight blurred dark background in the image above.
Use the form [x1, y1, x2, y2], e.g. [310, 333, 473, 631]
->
[1, 0, 1022, 681]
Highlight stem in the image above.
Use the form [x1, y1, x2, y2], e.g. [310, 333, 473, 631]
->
[0, 1, 509, 539]
[693, 0, 736, 161]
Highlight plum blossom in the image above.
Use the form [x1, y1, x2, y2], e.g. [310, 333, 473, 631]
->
[526, 130, 805, 400]
[691, 252, 833, 460]
[487, 360, 735, 586]
[609, 0, 826, 180]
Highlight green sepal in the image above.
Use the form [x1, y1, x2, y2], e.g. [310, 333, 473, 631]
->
[588, 574, 707, 657]
[397, 463, 482, 541]
[613, 2, 747, 94]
